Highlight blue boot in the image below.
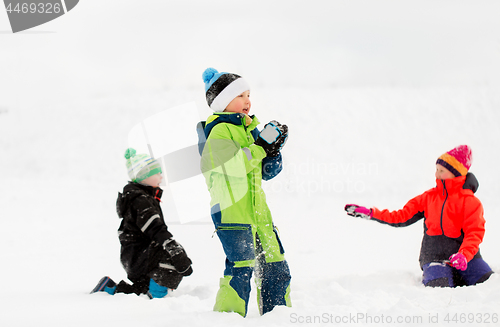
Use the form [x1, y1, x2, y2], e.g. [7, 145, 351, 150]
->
[90, 276, 117, 295]
[147, 279, 169, 299]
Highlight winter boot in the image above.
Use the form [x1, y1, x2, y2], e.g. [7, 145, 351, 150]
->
[147, 278, 169, 299]
[90, 276, 117, 295]
[213, 276, 248, 317]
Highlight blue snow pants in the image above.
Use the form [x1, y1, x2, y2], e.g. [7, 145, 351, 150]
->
[422, 258, 493, 287]
[211, 208, 291, 317]
[217, 238, 292, 317]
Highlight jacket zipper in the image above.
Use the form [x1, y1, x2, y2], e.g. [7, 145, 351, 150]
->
[440, 180, 448, 235]
[212, 225, 250, 238]
[216, 226, 250, 231]
[155, 189, 162, 202]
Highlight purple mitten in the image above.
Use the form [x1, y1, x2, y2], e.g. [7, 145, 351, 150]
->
[449, 252, 467, 271]
[345, 204, 372, 220]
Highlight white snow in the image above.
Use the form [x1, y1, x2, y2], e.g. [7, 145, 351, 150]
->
[1, 1, 500, 326]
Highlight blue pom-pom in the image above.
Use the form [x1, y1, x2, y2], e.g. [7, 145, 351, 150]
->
[202, 68, 218, 84]
[124, 148, 136, 159]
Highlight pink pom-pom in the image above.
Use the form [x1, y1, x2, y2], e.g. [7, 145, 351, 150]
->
[448, 145, 473, 170]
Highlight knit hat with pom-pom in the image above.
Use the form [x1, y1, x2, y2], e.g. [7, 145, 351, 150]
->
[436, 145, 473, 177]
[202, 67, 250, 112]
[124, 148, 162, 182]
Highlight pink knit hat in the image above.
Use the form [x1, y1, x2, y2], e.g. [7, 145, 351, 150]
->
[436, 145, 473, 177]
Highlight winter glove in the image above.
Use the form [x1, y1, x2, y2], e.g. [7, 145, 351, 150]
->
[345, 204, 372, 220]
[163, 239, 193, 276]
[449, 252, 467, 271]
[254, 120, 288, 157]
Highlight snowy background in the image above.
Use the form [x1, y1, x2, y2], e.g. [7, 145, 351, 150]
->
[1, 1, 500, 326]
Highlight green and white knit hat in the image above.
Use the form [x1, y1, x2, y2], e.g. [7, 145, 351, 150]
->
[124, 148, 162, 182]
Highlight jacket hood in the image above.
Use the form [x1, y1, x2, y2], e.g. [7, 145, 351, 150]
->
[117, 182, 163, 219]
[463, 172, 479, 193]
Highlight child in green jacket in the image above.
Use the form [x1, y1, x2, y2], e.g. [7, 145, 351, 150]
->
[200, 68, 291, 317]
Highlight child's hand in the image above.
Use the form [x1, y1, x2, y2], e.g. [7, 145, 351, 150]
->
[163, 239, 193, 276]
[269, 120, 288, 142]
[449, 252, 467, 271]
[254, 121, 288, 157]
[345, 204, 372, 219]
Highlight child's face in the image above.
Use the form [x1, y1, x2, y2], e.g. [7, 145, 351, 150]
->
[435, 164, 456, 180]
[141, 173, 163, 188]
[224, 90, 251, 115]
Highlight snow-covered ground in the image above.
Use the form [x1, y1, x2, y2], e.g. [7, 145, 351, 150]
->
[1, 1, 500, 326]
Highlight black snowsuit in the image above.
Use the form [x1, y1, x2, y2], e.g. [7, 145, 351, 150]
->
[115, 182, 191, 294]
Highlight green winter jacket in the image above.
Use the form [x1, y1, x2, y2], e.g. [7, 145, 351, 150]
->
[201, 112, 285, 264]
